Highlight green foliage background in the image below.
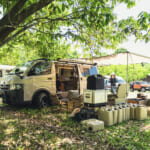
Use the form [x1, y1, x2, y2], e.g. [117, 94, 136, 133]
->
[99, 63, 150, 82]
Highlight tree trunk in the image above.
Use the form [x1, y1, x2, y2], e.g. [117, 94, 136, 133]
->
[0, 0, 54, 47]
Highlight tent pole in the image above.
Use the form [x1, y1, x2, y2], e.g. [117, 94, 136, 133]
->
[126, 51, 129, 98]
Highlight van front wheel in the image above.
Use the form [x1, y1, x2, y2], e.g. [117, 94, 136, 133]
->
[36, 92, 49, 108]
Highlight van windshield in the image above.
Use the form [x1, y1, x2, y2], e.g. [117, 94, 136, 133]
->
[117, 79, 126, 84]
[9, 61, 33, 75]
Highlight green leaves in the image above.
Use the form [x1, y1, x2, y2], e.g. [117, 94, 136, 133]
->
[0, 0, 149, 63]
[99, 63, 150, 82]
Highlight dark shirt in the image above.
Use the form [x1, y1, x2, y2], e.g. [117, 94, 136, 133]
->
[110, 77, 116, 86]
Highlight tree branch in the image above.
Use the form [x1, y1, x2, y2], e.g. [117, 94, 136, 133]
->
[0, 0, 27, 31]
[0, 0, 54, 46]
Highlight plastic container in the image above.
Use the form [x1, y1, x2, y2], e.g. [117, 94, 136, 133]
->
[122, 105, 126, 121]
[97, 107, 105, 120]
[112, 107, 118, 124]
[126, 105, 130, 121]
[98, 107, 114, 126]
[81, 119, 104, 131]
[135, 106, 147, 120]
[130, 104, 137, 120]
[118, 107, 123, 123]
[104, 109, 114, 126]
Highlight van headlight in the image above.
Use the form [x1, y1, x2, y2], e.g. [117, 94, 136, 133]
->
[10, 84, 22, 90]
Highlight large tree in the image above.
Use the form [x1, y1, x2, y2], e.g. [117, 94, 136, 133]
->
[0, 0, 149, 60]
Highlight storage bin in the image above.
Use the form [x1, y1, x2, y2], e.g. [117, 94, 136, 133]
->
[87, 75, 104, 90]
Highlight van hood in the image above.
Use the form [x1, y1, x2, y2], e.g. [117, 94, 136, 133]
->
[0, 75, 22, 85]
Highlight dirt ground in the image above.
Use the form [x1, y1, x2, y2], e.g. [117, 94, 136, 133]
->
[0, 91, 150, 149]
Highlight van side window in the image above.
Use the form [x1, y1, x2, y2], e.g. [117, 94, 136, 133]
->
[0, 70, 2, 77]
[28, 61, 51, 76]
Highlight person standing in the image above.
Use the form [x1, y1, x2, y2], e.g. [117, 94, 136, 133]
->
[110, 72, 117, 94]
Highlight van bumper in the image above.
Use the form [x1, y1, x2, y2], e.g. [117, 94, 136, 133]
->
[0, 88, 24, 105]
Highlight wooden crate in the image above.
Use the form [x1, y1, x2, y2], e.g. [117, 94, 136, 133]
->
[127, 99, 137, 104]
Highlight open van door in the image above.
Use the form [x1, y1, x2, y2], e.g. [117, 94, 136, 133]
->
[77, 64, 91, 94]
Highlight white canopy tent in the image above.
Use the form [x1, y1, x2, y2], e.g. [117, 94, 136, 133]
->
[74, 52, 150, 96]
[90, 52, 150, 66]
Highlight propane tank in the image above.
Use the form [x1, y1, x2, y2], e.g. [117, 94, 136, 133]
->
[135, 105, 147, 120]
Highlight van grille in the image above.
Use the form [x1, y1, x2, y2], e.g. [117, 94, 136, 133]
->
[0, 84, 10, 90]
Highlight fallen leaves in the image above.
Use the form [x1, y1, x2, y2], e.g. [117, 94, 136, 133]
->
[0, 104, 150, 149]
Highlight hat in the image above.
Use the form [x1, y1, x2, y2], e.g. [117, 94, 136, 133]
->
[111, 72, 115, 75]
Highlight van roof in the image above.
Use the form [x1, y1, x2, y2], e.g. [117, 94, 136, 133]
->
[57, 59, 97, 65]
[30, 58, 97, 65]
[104, 75, 124, 80]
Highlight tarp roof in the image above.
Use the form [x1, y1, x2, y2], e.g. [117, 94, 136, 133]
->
[78, 52, 150, 66]
[92, 52, 150, 66]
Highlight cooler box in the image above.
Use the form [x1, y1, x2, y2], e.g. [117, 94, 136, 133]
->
[84, 89, 107, 106]
[87, 75, 104, 90]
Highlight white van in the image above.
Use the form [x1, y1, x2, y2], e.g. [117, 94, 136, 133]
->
[0, 59, 98, 108]
[104, 75, 126, 89]
[0, 65, 15, 82]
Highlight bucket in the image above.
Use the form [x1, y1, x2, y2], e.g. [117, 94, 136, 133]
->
[135, 106, 147, 120]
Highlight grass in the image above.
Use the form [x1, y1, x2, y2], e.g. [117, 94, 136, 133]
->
[0, 104, 150, 150]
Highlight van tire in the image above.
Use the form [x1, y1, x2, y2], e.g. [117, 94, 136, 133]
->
[35, 92, 49, 108]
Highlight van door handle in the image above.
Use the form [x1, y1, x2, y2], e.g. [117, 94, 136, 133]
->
[48, 78, 52, 80]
